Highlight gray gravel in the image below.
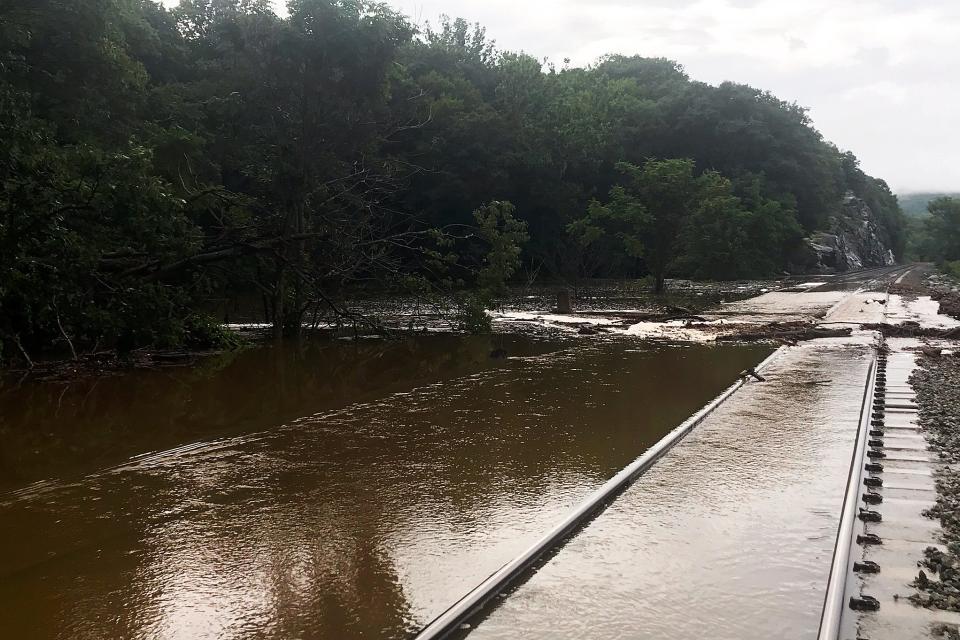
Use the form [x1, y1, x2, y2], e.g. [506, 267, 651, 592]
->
[908, 353, 960, 611]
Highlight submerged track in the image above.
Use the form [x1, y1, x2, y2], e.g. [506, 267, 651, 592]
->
[411, 347, 787, 640]
[417, 265, 932, 640]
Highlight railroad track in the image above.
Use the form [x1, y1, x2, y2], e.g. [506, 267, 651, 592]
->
[413, 268, 924, 640]
[817, 338, 943, 640]
[807, 264, 918, 293]
[817, 341, 885, 639]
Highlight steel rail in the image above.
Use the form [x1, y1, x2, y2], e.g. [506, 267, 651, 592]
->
[412, 346, 788, 640]
[816, 352, 878, 640]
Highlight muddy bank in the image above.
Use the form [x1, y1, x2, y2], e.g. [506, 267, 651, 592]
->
[935, 291, 960, 321]
[891, 272, 960, 323]
[908, 355, 960, 613]
[0, 347, 234, 383]
[863, 323, 960, 339]
[714, 321, 851, 343]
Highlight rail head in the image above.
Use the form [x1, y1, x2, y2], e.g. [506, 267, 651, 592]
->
[816, 351, 878, 640]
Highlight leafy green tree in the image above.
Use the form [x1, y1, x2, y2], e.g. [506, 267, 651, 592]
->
[0, 0, 912, 364]
[570, 159, 708, 292]
[454, 201, 528, 332]
[570, 160, 803, 289]
[925, 197, 960, 262]
[682, 175, 802, 279]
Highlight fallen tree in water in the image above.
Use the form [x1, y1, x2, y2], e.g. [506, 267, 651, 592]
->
[714, 321, 852, 343]
[862, 323, 960, 339]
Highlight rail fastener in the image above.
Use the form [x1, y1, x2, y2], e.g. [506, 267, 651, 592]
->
[857, 533, 882, 546]
[859, 508, 882, 522]
[853, 560, 881, 574]
[849, 595, 881, 612]
[862, 492, 883, 505]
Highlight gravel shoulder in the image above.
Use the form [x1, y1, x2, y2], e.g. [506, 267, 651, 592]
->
[909, 354, 960, 623]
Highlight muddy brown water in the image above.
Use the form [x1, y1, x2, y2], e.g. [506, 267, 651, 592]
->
[0, 335, 770, 639]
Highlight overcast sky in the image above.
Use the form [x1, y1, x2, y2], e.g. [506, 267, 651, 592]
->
[395, 0, 960, 193]
[164, 0, 959, 192]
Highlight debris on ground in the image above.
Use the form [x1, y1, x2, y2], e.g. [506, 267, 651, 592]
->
[934, 291, 960, 321]
[715, 321, 852, 343]
[909, 355, 960, 611]
[862, 323, 960, 339]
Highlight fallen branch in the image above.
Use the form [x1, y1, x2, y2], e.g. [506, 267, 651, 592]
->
[53, 302, 78, 361]
[12, 335, 34, 369]
[717, 325, 852, 343]
[862, 323, 960, 339]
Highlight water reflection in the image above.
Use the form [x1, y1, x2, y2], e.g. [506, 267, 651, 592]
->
[0, 338, 770, 639]
[0, 334, 557, 491]
[465, 340, 871, 640]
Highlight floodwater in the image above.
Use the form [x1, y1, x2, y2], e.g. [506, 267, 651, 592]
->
[0, 335, 770, 640]
[0, 334, 560, 491]
[464, 338, 873, 640]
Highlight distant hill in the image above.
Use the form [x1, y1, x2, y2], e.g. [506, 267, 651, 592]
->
[899, 192, 960, 217]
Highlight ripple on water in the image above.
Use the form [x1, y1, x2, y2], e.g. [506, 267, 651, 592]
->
[0, 339, 771, 640]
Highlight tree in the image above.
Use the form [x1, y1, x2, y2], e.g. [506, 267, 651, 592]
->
[925, 197, 960, 262]
[570, 159, 707, 292]
[454, 201, 528, 332]
[0, 0, 909, 364]
[569, 160, 803, 289]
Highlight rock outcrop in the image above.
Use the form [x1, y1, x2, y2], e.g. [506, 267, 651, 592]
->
[804, 193, 896, 273]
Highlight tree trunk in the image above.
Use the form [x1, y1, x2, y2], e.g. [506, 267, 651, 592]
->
[272, 270, 285, 340]
[273, 199, 307, 340]
[289, 200, 306, 339]
[653, 273, 666, 294]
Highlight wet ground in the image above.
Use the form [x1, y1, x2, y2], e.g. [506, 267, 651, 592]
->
[0, 337, 770, 640]
[493, 265, 920, 340]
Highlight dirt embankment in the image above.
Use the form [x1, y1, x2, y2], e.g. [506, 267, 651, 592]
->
[713, 321, 852, 343]
[936, 291, 960, 321]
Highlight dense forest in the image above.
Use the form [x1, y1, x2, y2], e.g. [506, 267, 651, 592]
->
[907, 197, 960, 268]
[1, 0, 908, 361]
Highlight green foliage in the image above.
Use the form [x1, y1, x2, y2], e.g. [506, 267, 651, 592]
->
[183, 315, 244, 350]
[900, 193, 960, 218]
[907, 197, 960, 264]
[455, 201, 528, 333]
[454, 294, 494, 334]
[942, 261, 960, 282]
[472, 201, 529, 296]
[927, 197, 960, 262]
[0, 0, 906, 362]
[569, 160, 800, 290]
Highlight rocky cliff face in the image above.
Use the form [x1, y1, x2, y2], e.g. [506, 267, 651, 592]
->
[804, 193, 896, 273]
